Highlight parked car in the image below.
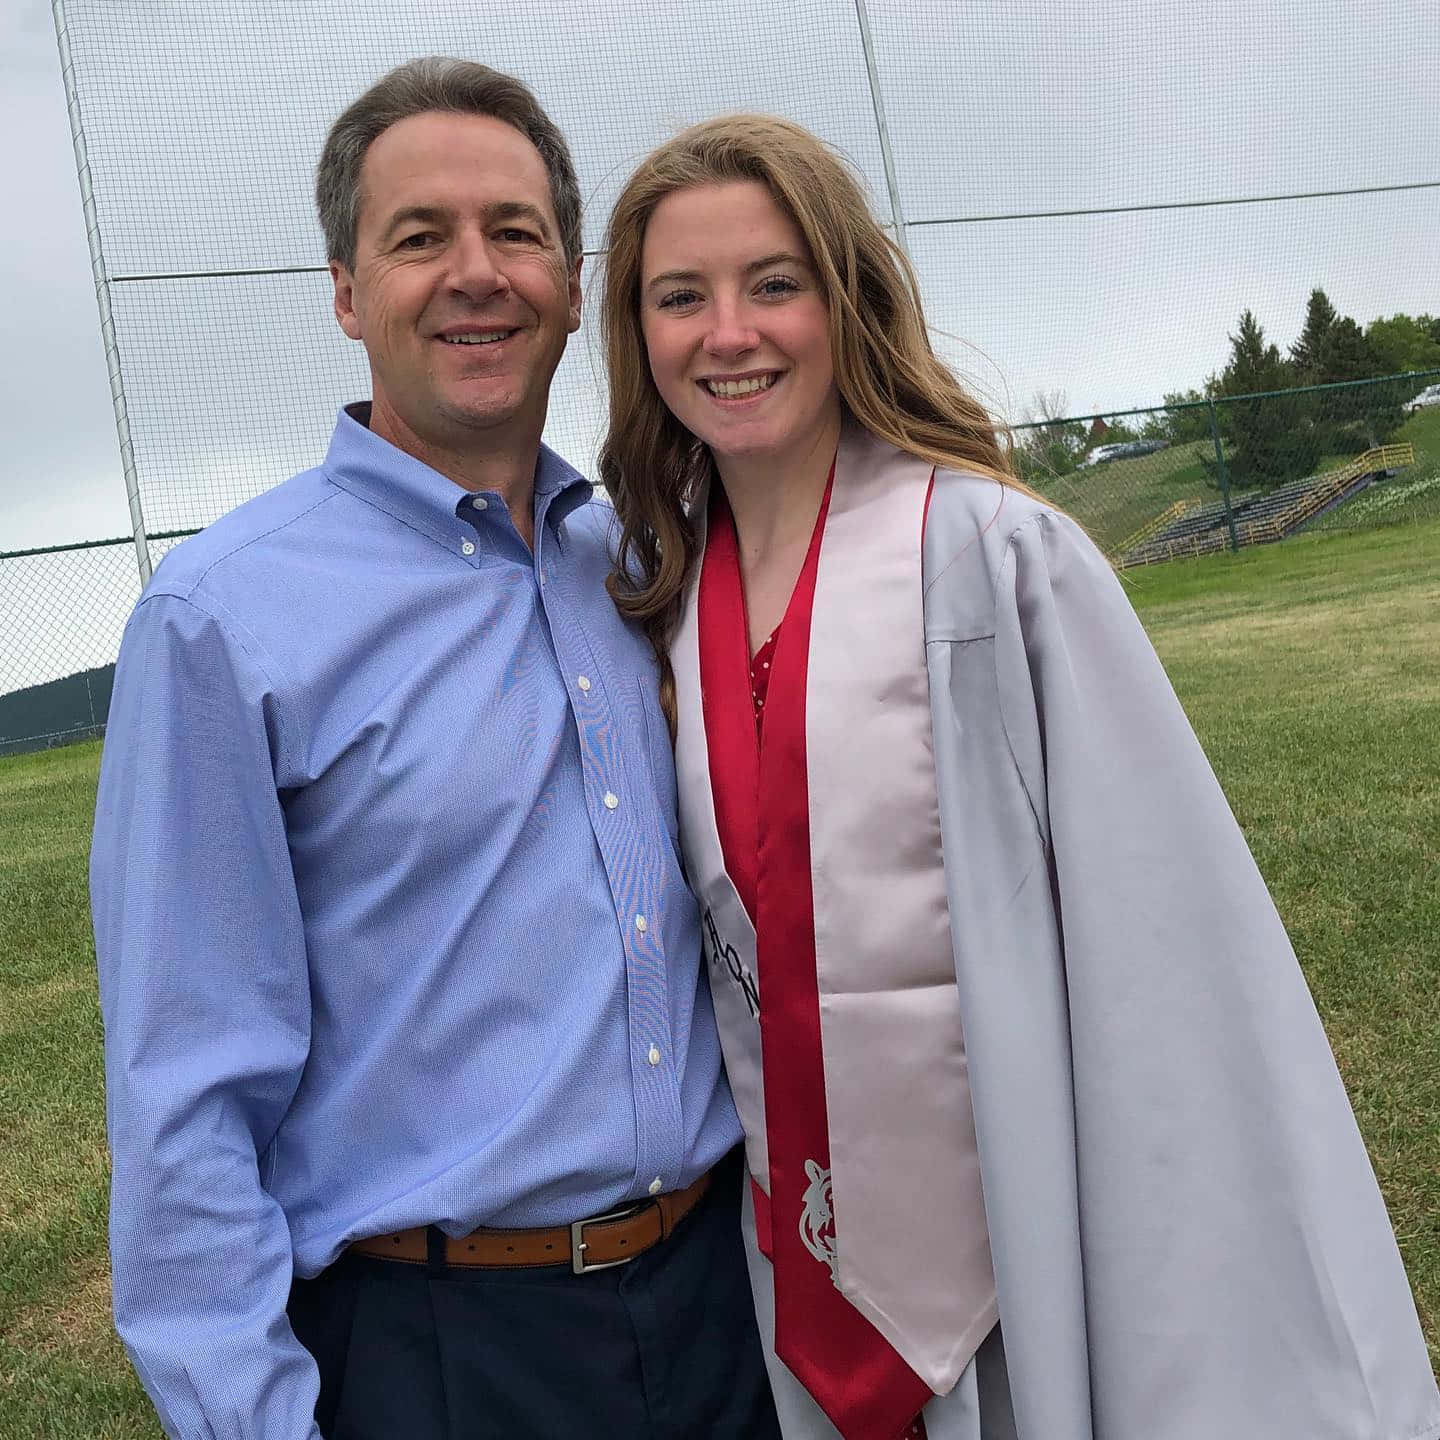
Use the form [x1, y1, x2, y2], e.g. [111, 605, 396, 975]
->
[1080, 443, 1131, 467]
[1406, 383, 1440, 413]
[1078, 438, 1171, 467]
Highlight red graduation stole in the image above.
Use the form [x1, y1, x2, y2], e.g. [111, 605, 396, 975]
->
[699, 475, 933, 1440]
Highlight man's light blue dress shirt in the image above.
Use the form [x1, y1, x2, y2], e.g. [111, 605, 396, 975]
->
[90, 405, 742, 1440]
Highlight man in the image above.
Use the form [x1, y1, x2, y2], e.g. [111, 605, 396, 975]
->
[91, 58, 779, 1440]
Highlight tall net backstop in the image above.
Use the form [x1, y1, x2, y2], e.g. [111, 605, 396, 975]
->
[3, 0, 1437, 752]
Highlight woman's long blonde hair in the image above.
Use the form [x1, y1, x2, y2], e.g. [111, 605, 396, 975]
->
[599, 114, 1036, 723]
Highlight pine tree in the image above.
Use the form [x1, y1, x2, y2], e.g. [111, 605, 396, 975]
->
[1289, 289, 1337, 378]
[1225, 310, 1288, 393]
[1211, 311, 1319, 487]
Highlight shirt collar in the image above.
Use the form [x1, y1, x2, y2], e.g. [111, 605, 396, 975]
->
[322, 402, 593, 551]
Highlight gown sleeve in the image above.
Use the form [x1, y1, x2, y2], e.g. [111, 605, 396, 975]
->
[984, 508, 1439, 1439]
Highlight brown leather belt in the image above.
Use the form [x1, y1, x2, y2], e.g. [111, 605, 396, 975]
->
[348, 1170, 711, 1274]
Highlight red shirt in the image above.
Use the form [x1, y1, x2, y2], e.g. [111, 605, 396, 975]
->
[750, 628, 779, 729]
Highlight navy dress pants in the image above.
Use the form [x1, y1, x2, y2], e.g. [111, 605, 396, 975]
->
[287, 1148, 782, 1440]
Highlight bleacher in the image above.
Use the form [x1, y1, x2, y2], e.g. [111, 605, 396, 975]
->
[1118, 444, 1414, 566]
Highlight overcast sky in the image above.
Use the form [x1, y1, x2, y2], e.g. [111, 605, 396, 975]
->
[2, 0, 1436, 562]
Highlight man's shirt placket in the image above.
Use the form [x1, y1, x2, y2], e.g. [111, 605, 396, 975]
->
[535, 510, 686, 1200]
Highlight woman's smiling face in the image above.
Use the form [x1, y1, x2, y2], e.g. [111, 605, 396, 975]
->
[638, 180, 841, 472]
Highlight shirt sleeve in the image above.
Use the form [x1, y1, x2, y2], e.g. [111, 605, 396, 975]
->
[986, 511, 1439, 1439]
[90, 592, 323, 1440]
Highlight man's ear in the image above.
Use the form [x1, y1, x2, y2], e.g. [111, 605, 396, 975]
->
[331, 261, 363, 341]
[567, 254, 583, 335]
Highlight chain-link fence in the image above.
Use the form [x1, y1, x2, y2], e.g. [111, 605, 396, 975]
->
[1016, 369, 1440, 565]
[0, 540, 136, 756]
[0, 533, 187, 757]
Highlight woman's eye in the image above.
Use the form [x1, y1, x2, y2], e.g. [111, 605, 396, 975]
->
[758, 275, 800, 298]
[657, 289, 702, 310]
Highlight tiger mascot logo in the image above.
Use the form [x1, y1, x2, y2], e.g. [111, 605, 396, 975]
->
[798, 1159, 838, 1280]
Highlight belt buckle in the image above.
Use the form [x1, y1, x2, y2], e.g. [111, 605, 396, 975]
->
[570, 1202, 645, 1275]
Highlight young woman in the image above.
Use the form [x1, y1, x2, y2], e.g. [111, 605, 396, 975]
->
[598, 114, 1438, 1440]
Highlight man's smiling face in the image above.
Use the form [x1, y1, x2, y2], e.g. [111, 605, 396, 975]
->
[330, 110, 581, 457]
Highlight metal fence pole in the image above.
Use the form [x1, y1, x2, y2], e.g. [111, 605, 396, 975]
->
[52, 0, 152, 588]
[1207, 398, 1240, 554]
[852, 0, 912, 263]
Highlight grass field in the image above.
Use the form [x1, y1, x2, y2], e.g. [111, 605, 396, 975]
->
[2, 517, 1437, 1436]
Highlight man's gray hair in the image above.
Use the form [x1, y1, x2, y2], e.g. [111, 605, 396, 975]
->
[316, 57, 582, 270]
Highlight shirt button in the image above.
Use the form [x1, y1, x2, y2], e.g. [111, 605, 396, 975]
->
[603, 792, 619, 810]
[471, 495, 488, 510]
[648, 1045, 661, 1066]
[461, 540, 475, 556]
[648, 1177, 663, 1196]
[634, 914, 648, 934]
[577, 675, 592, 692]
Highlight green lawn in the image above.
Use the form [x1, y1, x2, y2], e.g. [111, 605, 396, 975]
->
[2, 517, 1437, 1434]
[0, 741, 156, 1436]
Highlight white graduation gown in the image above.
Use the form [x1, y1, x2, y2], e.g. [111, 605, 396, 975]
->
[675, 423, 1440, 1440]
